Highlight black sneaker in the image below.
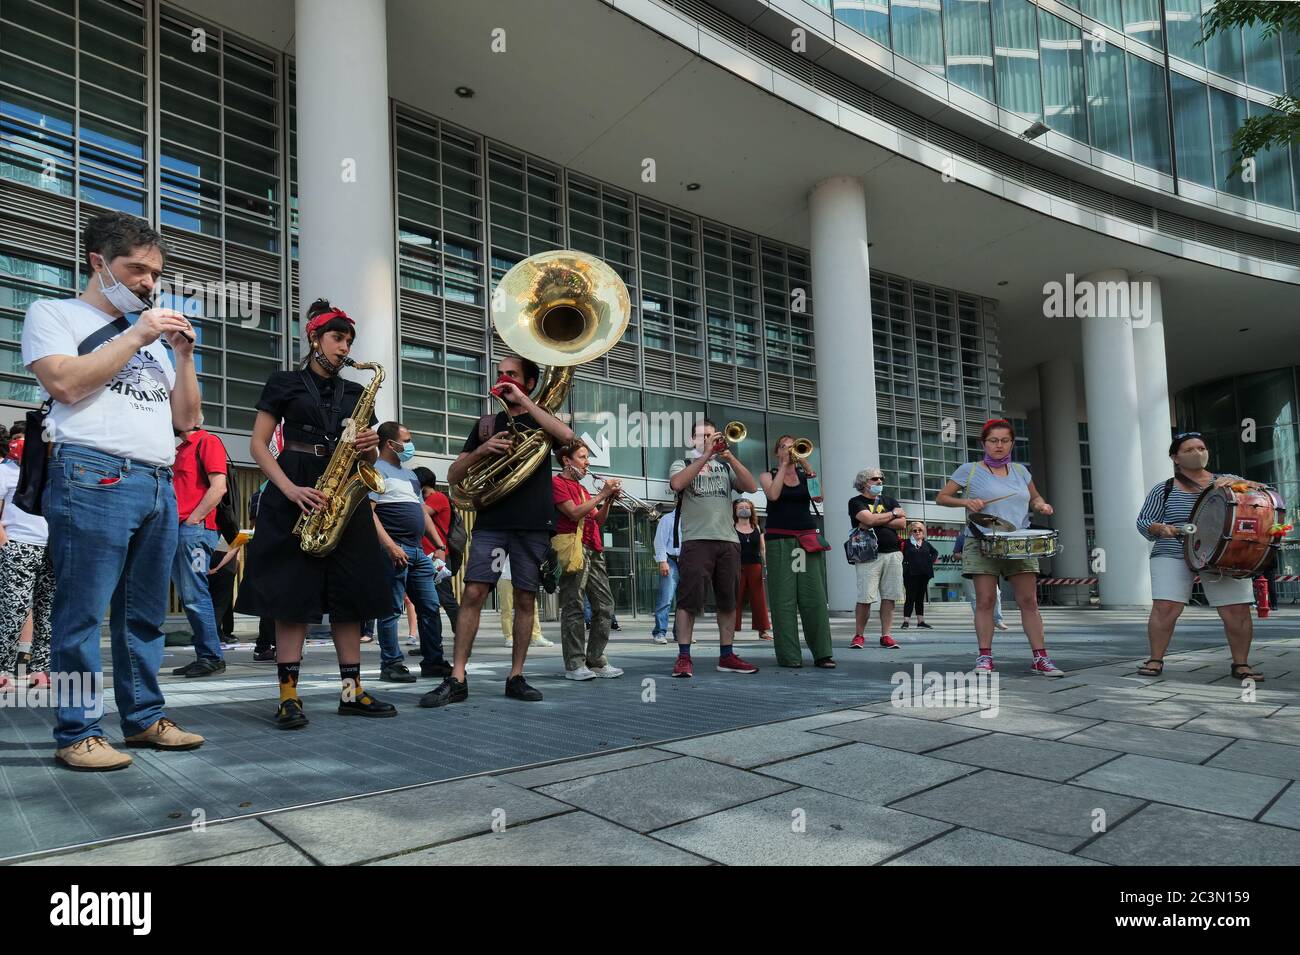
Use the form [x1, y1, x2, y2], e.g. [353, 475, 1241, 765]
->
[171, 660, 202, 677]
[253, 649, 277, 662]
[505, 675, 543, 702]
[337, 689, 397, 718]
[184, 659, 226, 678]
[275, 698, 309, 730]
[420, 676, 468, 708]
[610, 620, 621, 631]
[917, 622, 933, 629]
[380, 663, 417, 683]
[420, 659, 453, 679]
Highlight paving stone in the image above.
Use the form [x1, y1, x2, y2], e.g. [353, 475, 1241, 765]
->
[885, 827, 1105, 866]
[373, 811, 709, 865]
[656, 725, 851, 768]
[811, 715, 989, 753]
[497, 748, 678, 788]
[755, 742, 977, 804]
[1205, 739, 1300, 780]
[771, 711, 879, 732]
[947, 706, 1101, 740]
[188, 842, 314, 865]
[1072, 753, 1286, 819]
[263, 777, 572, 865]
[1059, 700, 1208, 728]
[891, 770, 1144, 852]
[652, 786, 951, 865]
[1260, 786, 1300, 830]
[1081, 803, 1300, 865]
[1176, 715, 1300, 745]
[535, 756, 793, 832]
[932, 733, 1121, 782]
[857, 701, 989, 721]
[1059, 721, 1234, 764]
[15, 819, 282, 866]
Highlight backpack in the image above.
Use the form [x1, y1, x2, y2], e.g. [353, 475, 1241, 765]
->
[445, 502, 468, 557]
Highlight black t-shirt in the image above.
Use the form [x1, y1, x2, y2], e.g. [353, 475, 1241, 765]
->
[848, 493, 902, 553]
[255, 369, 376, 443]
[460, 411, 555, 533]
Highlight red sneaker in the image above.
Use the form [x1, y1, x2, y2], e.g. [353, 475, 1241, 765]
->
[880, 635, 899, 649]
[716, 654, 758, 674]
[671, 656, 694, 679]
[850, 634, 866, 649]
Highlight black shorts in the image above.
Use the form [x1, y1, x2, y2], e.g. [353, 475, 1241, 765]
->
[676, 539, 741, 615]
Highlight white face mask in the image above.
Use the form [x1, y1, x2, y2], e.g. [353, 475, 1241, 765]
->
[737, 507, 752, 518]
[94, 256, 152, 315]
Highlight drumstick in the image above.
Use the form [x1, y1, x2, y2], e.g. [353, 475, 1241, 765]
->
[975, 493, 1017, 505]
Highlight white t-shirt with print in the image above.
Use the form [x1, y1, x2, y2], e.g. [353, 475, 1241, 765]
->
[21, 298, 178, 467]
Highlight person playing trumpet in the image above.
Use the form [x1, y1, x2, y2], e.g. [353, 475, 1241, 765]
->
[552, 439, 624, 681]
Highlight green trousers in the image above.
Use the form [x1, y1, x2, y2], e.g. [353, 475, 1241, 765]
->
[765, 536, 834, 666]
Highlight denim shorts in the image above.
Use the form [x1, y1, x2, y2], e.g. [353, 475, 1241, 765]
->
[464, 528, 551, 593]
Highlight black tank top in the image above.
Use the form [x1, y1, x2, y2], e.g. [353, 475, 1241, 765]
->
[736, 527, 761, 564]
[765, 470, 816, 538]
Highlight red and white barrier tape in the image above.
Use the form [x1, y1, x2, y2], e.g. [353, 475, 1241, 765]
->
[1039, 575, 1300, 585]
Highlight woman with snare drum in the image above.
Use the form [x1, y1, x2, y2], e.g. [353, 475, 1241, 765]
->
[935, 419, 1062, 677]
[1135, 432, 1267, 681]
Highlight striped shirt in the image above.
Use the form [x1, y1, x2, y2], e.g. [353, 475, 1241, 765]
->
[1135, 475, 1237, 560]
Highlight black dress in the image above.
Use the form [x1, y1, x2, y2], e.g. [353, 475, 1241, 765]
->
[234, 368, 394, 624]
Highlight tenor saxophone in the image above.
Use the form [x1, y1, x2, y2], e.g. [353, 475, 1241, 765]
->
[293, 359, 386, 556]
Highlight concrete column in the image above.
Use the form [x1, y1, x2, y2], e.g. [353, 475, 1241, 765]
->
[1080, 268, 1151, 608]
[1131, 275, 1171, 489]
[295, 0, 398, 420]
[809, 176, 877, 613]
[1037, 359, 1089, 587]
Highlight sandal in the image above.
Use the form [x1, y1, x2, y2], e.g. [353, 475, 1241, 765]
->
[814, 657, 837, 669]
[1230, 663, 1265, 682]
[1136, 658, 1164, 676]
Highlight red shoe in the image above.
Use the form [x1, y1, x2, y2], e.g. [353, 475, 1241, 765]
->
[716, 654, 758, 674]
[880, 635, 899, 648]
[672, 656, 694, 679]
[850, 634, 865, 649]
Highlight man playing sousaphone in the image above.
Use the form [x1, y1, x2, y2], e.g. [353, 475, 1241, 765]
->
[1135, 432, 1270, 681]
[421, 354, 575, 708]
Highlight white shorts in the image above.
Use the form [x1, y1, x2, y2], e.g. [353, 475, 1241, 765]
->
[1149, 557, 1253, 607]
[856, 550, 904, 604]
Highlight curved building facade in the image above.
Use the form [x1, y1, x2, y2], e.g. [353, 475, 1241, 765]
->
[1, 0, 1296, 613]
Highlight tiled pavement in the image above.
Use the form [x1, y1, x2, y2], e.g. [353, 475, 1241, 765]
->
[4, 606, 1299, 865]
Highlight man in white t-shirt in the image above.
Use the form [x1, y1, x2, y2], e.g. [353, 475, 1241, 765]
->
[20, 211, 206, 772]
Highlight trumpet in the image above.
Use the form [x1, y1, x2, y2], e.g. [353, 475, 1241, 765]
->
[790, 437, 814, 467]
[711, 421, 747, 454]
[591, 475, 657, 514]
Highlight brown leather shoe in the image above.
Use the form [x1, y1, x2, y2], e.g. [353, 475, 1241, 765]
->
[55, 736, 133, 772]
[124, 717, 205, 751]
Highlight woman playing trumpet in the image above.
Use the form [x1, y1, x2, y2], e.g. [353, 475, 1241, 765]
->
[552, 439, 624, 681]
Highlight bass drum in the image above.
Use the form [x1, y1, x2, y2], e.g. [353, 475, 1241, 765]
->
[1185, 485, 1286, 578]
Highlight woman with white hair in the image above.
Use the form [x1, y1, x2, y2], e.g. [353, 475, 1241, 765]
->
[847, 466, 907, 649]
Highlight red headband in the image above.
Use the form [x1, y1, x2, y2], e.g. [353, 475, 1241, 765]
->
[306, 308, 354, 337]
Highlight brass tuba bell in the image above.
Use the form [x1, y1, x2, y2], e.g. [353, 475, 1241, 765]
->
[451, 251, 631, 510]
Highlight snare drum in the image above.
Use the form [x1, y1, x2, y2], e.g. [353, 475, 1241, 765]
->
[976, 528, 1060, 559]
[1185, 485, 1286, 578]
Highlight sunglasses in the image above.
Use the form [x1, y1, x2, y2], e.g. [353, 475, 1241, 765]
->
[1173, 431, 1203, 440]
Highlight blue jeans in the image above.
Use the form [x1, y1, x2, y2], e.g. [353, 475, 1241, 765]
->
[171, 523, 223, 662]
[653, 556, 679, 637]
[378, 545, 443, 667]
[45, 444, 177, 748]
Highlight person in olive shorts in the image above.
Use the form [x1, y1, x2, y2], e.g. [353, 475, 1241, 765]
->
[935, 418, 1061, 677]
[668, 419, 760, 678]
